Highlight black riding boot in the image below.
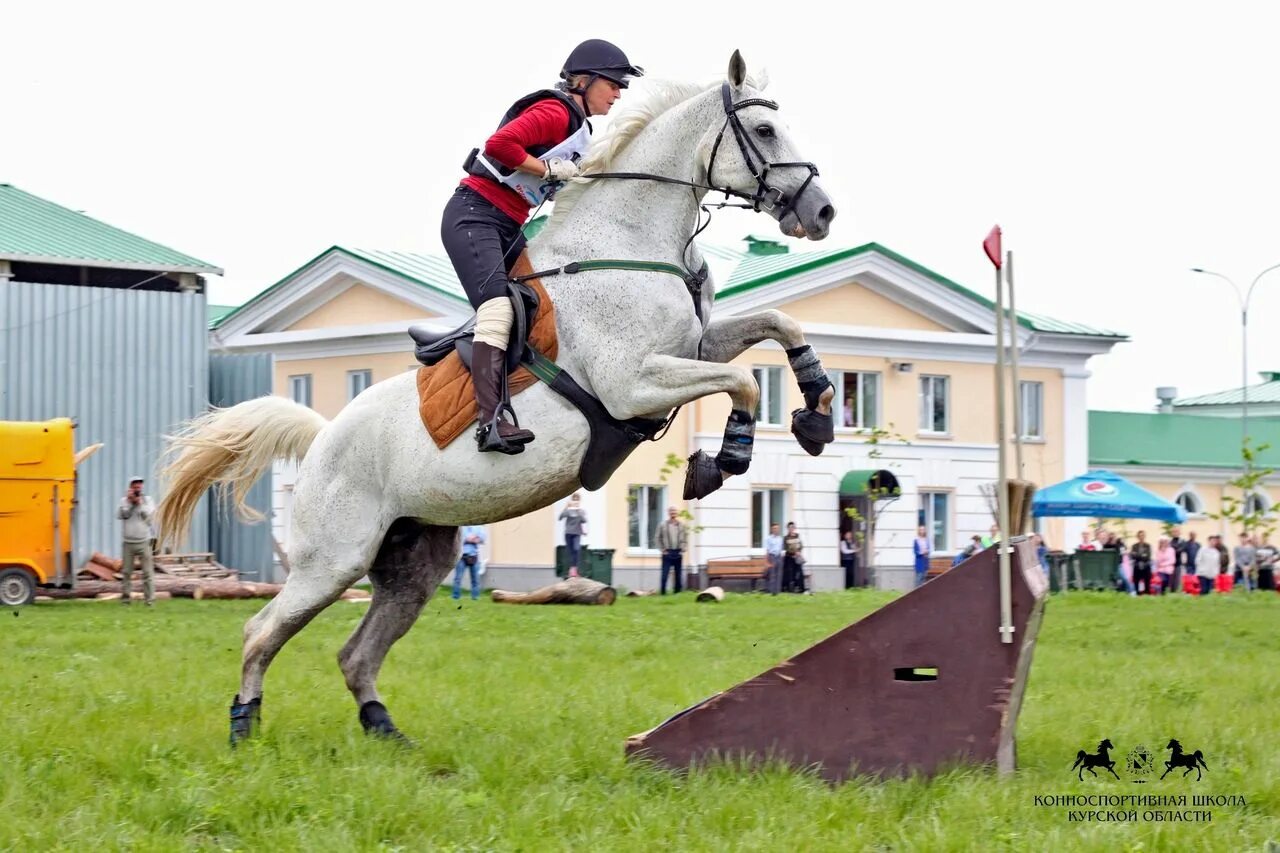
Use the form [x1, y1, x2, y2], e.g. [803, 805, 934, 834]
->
[472, 340, 534, 454]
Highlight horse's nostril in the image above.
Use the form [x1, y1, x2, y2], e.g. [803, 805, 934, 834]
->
[817, 204, 836, 224]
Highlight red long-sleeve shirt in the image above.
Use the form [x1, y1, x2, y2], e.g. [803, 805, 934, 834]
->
[462, 99, 574, 223]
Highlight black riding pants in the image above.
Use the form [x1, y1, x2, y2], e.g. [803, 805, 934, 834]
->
[440, 186, 526, 309]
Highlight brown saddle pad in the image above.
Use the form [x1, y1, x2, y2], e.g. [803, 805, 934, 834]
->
[415, 253, 559, 449]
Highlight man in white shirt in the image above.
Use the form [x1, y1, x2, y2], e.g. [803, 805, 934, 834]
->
[764, 522, 785, 596]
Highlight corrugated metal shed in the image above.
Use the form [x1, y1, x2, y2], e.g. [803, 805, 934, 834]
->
[0, 184, 222, 274]
[0, 281, 210, 564]
[208, 353, 274, 581]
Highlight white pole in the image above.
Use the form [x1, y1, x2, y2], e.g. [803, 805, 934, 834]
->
[995, 262, 1014, 644]
[1007, 250, 1025, 483]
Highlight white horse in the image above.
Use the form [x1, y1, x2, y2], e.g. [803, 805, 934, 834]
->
[160, 51, 838, 744]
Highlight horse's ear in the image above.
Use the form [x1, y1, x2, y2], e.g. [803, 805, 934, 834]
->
[728, 50, 747, 88]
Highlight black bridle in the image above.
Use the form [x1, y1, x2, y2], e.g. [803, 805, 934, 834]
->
[578, 82, 820, 221]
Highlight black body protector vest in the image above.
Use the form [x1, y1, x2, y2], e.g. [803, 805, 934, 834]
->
[463, 89, 588, 181]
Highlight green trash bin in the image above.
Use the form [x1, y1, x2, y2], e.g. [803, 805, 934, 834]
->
[554, 544, 570, 578]
[1046, 551, 1072, 593]
[582, 548, 614, 586]
[1074, 549, 1120, 591]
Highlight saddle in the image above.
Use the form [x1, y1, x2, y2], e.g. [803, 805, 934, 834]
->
[409, 251, 668, 489]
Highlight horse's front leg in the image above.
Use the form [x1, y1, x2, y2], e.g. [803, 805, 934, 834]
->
[597, 353, 758, 500]
[699, 309, 836, 456]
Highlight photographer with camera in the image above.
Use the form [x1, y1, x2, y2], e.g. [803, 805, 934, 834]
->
[451, 525, 487, 601]
[117, 476, 156, 606]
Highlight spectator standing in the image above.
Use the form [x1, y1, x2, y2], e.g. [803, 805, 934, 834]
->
[559, 493, 588, 578]
[1169, 527, 1187, 594]
[452, 525, 487, 600]
[1182, 531, 1201, 592]
[1255, 535, 1277, 591]
[1076, 530, 1096, 552]
[1155, 536, 1176, 595]
[117, 476, 156, 606]
[839, 530, 859, 589]
[1130, 530, 1153, 595]
[782, 522, 807, 593]
[765, 522, 785, 596]
[1233, 533, 1257, 592]
[653, 505, 688, 595]
[1195, 535, 1219, 596]
[913, 525, 930, 587]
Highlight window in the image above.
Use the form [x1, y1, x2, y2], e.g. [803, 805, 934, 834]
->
[288, 374, 312, 408]
[828, 370, 880, 429]
[1019, 381, 1044, 439]
[919, 375, 950, 434]
[753, 366, 783, 425]
[1245, 492, 1271, 516]
[347, 369, 373, 401]
[920, 492, 950, 552]
[628, 485, 666, 549]
[1174, 491, 1203, 516]
[751, 488, 787, 549]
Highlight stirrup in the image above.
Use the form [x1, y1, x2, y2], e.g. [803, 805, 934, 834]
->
[476, 417, 525, 455]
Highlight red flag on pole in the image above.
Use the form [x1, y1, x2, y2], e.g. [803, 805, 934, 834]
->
[983, 225, 1002, 269]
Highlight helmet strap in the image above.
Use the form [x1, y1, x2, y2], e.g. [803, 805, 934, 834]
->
[568, 73, 600, 118]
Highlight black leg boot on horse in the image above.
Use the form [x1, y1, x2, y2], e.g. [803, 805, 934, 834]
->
[473, 340, 535, 454]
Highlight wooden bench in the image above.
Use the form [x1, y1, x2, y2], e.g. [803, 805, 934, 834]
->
[926, 556, 954, 578]
[705, 556, 771, 591]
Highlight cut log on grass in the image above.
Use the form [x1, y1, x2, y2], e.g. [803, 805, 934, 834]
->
[192, 581, 284, 600]
[34, 578, 369, 601]
[626, 589, 657, 597]
[696, 586, 725, 603]
[491, 577, 616, 606]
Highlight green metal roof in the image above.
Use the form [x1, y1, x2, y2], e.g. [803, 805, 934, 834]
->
[718, 241, 1124, 339]
[0, 183, 222, 274]
[207, 304, 238, 326]
[1174, 374, 1280, 407]
[838, 469, 902, 497]
[1088, 410, 1280, 469]
[211, 245, 467, 330]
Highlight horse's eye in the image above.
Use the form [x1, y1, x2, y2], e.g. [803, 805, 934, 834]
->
[756, 124, 775, 139]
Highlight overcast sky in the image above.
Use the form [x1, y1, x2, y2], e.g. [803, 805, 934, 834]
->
[9, 1, 1280, 412]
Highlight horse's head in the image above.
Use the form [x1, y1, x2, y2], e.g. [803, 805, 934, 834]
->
[703, 50, 836, 241]
[1167, 739, 1181, 750]
[1099, 738, 1114, 751]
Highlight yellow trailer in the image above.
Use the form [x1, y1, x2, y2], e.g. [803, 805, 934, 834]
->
[0, 418, 100, 605]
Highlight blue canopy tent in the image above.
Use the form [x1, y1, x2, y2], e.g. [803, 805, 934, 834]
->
[1032, 469, 1187, 523]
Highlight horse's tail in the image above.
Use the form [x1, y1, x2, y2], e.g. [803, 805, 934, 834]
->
[158, 396, 328, 548]
[1071, 751, 1085, 769]
[1195, 751, 1208, 769]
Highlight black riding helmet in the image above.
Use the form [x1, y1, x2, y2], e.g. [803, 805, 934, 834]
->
[560, 40, 643, 116]
[561, 39, 643, 87]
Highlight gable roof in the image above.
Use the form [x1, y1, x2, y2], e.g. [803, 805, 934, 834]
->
[719, 241, 1123, 338]
[0, 183, 222, 274]
[1089, 410, 1280, 469]
[1175, 373, 1280, 407]
[210, 245, 466, 330]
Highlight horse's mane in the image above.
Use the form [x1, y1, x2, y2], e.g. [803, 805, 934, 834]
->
[540, 71, 768, 239]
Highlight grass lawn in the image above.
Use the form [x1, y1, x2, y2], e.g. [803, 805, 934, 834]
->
[1, 588, 1277, 851]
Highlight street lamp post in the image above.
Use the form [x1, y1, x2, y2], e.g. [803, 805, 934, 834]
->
[1191, 263, 1280, 570]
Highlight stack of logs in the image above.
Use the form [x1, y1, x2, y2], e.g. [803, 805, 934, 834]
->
[46, 551, 371, 602]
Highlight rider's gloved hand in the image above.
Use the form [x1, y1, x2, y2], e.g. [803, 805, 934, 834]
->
[542, 157, 580, 182]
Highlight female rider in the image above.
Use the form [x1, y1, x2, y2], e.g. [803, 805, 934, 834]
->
[442, 39, 643, 454]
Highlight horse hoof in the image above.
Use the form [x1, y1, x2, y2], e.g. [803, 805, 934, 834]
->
[359, 701, 414, 746]
[683, 450, 724, 500]
[229, 695, 262, 747]
[791, 408, 833, 457]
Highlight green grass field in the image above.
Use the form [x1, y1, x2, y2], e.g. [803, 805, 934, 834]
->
[2, 589, 1277, 851]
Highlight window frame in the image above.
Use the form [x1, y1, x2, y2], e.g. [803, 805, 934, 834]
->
[752, 365, 784, 427]
[919, 374, 950, 435]
[347, 369, 373, 401]
[1019, 380, 1044, 440]
[627, 484, 667, 551]
[920, 490, 951, 553]
[750, 487, 788, 551]
[288, 374, 312, 408]
[829, 370, 881, 430]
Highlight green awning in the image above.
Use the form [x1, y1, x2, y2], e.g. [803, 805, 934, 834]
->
[839, 469, 901, 498]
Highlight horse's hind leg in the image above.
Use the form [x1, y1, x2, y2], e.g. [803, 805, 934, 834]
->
[230, 535, 376, 745]
[338, 519, 458, 742]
